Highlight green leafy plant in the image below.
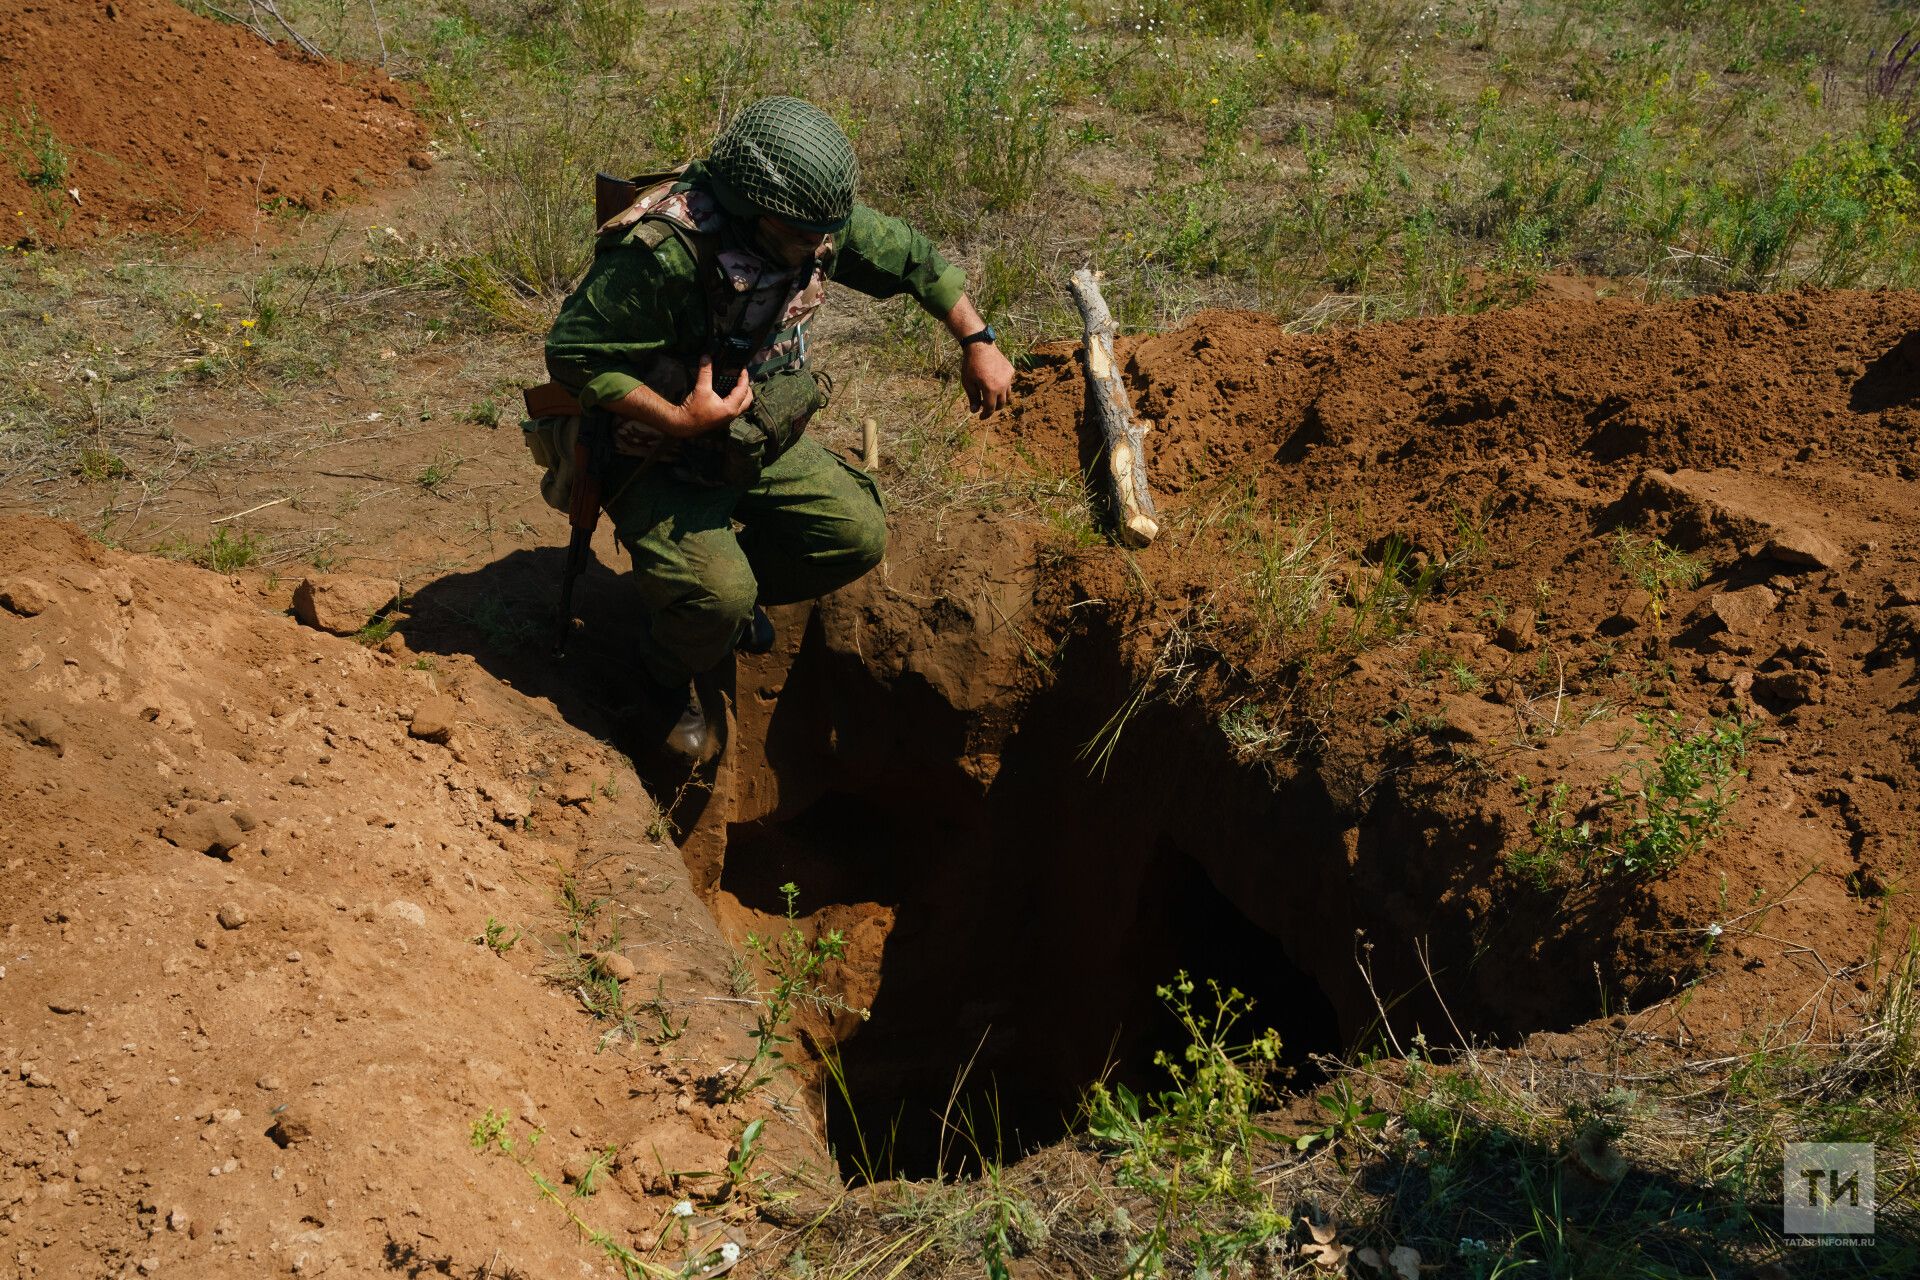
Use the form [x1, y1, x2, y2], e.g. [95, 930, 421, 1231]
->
[1084, 973, 1291, 1275]
[725, 1116, 765, 1194]
[10, 108, 69, 193]
[730, 882, 868, 1100]
[1612, 530, 1704, 634]
[1605, 712, 1753, 875]
[474, 916, 521, 954]
[1294, 1075, 1390, 1157]
[1513, 713, 1752, 884]
[471, 1110, 730, 1278]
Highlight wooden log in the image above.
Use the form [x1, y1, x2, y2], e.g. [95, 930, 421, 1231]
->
[1068, 268, 1159, 548]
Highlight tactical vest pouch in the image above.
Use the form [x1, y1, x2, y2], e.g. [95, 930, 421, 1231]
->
[522, 412, 580, 513]
[712, 367, 830, 487]
[521, 382, 587, 512]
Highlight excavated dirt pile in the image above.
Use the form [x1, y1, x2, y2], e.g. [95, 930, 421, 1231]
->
[1, 0, 423, 245]
[0, 520, 830, 1278]
[700, 288, 1920, 1171]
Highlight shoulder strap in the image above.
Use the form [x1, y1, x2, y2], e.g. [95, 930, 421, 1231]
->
[595, 163, 692, 237]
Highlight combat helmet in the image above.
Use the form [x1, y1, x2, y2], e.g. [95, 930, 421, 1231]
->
[707, 96, 858, 233]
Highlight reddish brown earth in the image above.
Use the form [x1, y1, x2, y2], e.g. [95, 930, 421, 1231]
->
[0, 0, 424, 246]
[10, 280, 1920, 1265]
[0, 519, 833, 1278]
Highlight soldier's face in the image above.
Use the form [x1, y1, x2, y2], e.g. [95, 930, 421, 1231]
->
[757, 216, 827, 268]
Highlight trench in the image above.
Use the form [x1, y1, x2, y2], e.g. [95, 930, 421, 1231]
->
[697, 606, 1393, 1181]
[698, 585, 1610, 1180]
[723, 791, 1344, 1178]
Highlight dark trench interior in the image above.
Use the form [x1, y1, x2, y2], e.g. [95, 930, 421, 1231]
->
[722, 786, 1345, 1180]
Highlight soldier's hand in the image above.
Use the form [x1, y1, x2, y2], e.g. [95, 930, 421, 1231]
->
[666, 358, 753, 437]
[961, 342, 1015, 416]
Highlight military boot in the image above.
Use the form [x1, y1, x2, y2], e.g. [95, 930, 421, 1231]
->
[737, 604, 776, 655]
[662, 679, 715, 764]
[627, 676, 717, 766]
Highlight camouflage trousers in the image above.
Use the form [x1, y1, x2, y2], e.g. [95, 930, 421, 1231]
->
[602, 436, 885, 686]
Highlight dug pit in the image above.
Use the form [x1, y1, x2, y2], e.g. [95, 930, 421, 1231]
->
[691, 531, 1612, 1178]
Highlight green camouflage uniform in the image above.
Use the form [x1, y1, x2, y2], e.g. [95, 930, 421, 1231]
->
[543, 162, 965, 686]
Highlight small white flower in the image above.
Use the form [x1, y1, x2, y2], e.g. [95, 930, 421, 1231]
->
[672, 1199, 694, 1218]
[719, 1242, 741, 1265]
[1707, 922, 1724, 937]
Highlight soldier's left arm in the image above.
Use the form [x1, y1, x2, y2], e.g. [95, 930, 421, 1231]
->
[831, 205, 1015, 415]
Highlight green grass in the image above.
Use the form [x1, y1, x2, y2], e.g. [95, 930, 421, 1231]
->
[19, 0, 1920, 550]
[415, 451, 465, 494]
[228, 0, 1920, 348]
[156, 526, 268, 573]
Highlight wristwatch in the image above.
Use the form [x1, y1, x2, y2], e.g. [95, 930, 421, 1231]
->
[959, 324, 997, 348]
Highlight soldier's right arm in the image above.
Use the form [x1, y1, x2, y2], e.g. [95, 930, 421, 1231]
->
[544, 239, 697, 412]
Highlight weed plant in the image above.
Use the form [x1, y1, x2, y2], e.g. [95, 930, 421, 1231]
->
[233, 0, 1920, 337]
[1613, 529, 1706, 633]
[1513, 712, 1752, 886]
[1084, 973, 1292, 1275]
[730, 881, 868, 1100]
[471, 1110, 736, 1278]
[157, 527, 268, 573]
[22, 0, 1920, 535]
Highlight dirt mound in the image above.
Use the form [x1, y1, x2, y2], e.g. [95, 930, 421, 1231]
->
[0, 518, 823, 1277]
[662, 289, 1920, 1167]
[996, 287, 1920, 1022]
[1, 0, 424, 245]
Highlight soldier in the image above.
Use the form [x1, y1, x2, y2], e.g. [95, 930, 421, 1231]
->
[541, 96, 1014, 763]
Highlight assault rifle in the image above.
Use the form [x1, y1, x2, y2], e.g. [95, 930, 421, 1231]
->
[553, 409, 613, 656]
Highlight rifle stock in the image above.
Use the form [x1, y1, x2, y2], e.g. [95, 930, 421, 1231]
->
[553, 417, 607, 655]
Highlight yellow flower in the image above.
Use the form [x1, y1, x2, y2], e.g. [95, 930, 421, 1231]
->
[241, 318, 256, 328]
[242, 339, 253, 348]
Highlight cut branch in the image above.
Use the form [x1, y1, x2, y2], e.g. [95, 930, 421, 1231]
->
[246, 0, 324, 59]
[1069, 267, 1159, 548]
